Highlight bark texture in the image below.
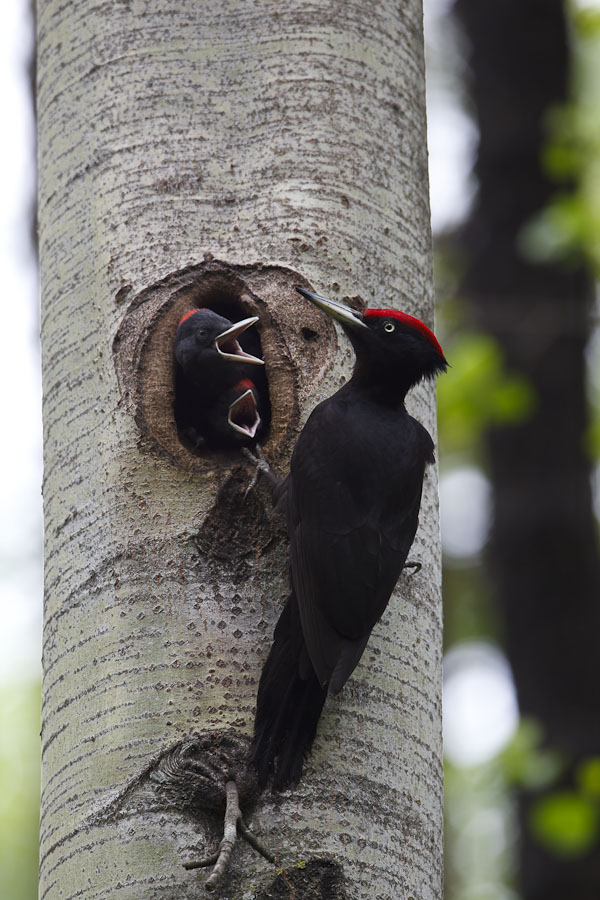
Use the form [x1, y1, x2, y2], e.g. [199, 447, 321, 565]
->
[455, 0, 600, 897]
[39, 2, 442, 898]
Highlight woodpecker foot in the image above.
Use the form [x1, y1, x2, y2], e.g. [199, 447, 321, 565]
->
[403, 560, 421, 574]
[183, 779, 276, 891]
[241, 445, 273, 497]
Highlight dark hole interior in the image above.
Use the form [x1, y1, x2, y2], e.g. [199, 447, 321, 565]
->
[173, 287, 271, 455]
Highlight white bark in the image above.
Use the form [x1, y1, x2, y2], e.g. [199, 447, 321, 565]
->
[39, 1, 442, 898]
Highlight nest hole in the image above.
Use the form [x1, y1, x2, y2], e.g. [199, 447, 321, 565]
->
[113, 260, 336, 474]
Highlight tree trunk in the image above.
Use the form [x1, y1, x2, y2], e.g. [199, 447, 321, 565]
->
[454, 0, 600, 897]
[38, 2, 442, 898]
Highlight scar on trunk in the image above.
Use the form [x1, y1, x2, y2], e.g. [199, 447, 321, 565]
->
[86, 730, 347, 895]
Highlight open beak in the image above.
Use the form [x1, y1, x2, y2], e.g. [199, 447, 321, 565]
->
[295, 287, 367, 330]
[214, 316, 264, 365]
[228, 389, 261, 438]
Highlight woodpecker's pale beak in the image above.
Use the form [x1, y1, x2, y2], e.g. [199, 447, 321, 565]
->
[214, 317, 264, 365]
[295, 287, 367, 330]
[228, 388, 261, 438]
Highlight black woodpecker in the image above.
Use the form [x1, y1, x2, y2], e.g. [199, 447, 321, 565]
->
[173, 308, 265, 450]
[248, 286, 448, 789]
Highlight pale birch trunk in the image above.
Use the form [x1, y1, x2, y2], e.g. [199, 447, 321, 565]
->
[39, 2, 442, 898]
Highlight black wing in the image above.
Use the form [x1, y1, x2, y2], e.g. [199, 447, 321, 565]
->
[284, 394, 432, 692]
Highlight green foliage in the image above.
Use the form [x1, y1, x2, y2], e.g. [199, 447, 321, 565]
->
[518, 4, 600, 271]
[519, 192, 591, 264]
[0, 679, 41, 900]
[437, 0, 600, 892]
[437, 332, 535, 455]
[574, 5, 600, 37]
[500, 719, 564, 792]
[502, 725, 600, 858]
[500, 725, 600, 859]
[586, 406, 600, 460]
[530, 791, 599, 858]
[517, 3, 600, 464]
[577, 757, 600, 797]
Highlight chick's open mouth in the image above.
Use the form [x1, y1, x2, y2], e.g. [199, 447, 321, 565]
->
[214, 317, 264, 365]
[228, 389, 261, 438]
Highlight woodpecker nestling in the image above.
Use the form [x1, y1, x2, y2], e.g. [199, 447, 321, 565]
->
[174, 308, 265, 450]
[201, 378, 263, 449]
[247, 286, 447, 790]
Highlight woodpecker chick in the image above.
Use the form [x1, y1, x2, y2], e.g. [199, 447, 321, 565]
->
[201, 379, 263, 450]
[174, 308, 263, 390]
[174, 308, 264, 450]
[249, 286, 447, 790]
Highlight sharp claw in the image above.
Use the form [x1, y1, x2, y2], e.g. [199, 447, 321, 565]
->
[183, 780, 276, 887]
[242, 445, 271, 498]
[243, 466, 260, 499]
[403, 560, 421, 574]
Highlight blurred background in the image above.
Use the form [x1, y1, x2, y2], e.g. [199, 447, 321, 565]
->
[3, 0, 600, 897]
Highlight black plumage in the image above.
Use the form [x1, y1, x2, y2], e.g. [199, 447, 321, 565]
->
[173, 308, 265, 450]
[249, 287, 447, 789]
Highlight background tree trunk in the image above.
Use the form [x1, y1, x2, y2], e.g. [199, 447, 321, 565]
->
[454, 0, 600, 897]
[38, 2, 443, 898]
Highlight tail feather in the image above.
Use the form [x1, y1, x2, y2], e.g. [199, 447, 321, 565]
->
[250, 595, 327, 790]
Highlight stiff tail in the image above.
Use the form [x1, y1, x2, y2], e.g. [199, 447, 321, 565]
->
[249, 595, 326, 790]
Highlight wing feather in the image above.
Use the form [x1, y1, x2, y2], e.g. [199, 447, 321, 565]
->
[284, 395, 430, 690]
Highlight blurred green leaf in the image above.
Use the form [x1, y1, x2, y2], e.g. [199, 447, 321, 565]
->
[577, 757, 600, 798]
[585, 417, 600, 460]
[500, 718, 564, 790]
[573, 7, 600, 37]
[543, 140, 581, 179]
[530, 791, 599, 858]
[519, 194, 589, 264]
[520, 8, 600, 273]
[542, 107, 581, 178]
[438, 333, 535, 454]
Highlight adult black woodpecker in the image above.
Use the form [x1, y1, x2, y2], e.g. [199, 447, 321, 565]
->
[248, 286, 448, 789]
[173, 308, 265, 450]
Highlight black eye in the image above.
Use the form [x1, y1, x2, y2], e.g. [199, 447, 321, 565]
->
[384, 321, 395, 333]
